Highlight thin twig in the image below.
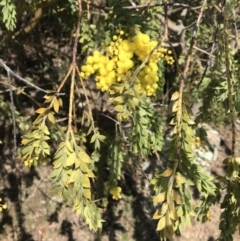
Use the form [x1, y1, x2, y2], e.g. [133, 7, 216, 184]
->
[72, 0, 82, 65]
[122, 2, 194, 10]
[163, 0, 169, 41]
[175, 0, 207, 160]
[67, 68, 76, 140]
[92, 2, 197, 11]
[181, 0, 207, 83]
[6, 70, 17, 158]
[67, 0, 83, 138]
[77, 69, 97, 134]
[197, 0, 226, 88]
[0, 59, 65, 96]
[223, 11, 236, 156]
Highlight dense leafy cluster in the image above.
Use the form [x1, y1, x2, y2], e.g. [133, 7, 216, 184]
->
[20, 95, 62, 167]
[1, 0, 240, 240]
[80, 30, 174, 96]
[151, 92, 216, 239]
[50, 141, 103, 231]
[0, 0, 16, 30]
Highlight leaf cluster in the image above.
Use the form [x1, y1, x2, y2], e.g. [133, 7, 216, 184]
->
[151, 92, 217, 240]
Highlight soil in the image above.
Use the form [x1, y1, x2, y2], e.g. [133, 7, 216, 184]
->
[1, 121, 240, 241]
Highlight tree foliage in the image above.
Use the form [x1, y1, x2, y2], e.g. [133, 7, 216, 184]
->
[0, 0, 240, 240]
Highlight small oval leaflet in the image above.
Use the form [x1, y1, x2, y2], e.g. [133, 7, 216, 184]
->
[153, 192, 166, 204]
[171, 91, 180, 101]
[35, 107, 47, 114]
[156, 216, 166, 231]
[161, 168, 173, 177]
[66, 152, 77, 166]
[152, 209, 162, 220]
[53, 99, 60, 113]
[68, 169, 79, 184]
[48, 112, 55, 124]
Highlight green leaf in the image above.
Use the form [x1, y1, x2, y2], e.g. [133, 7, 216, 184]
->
[48, 112, 55, 124]
[68, 169, 79, 183]
[82, 176, 90, 188]
[156, 216, 166, 231]
[66, 152, 76, 166]
[171, 91, 180, 101]
[90, 134, 97, 143]
[177, 206, 183, 217]
[153, 209, 162, 219]
[161, 168, 173, 177]
[153, 192, 166, 205]
[83, 189, 91, 199]
[53, 99, 60, 113]
[79, 151, 92, 163]
[66, 141, 74, 153]
[36, 107, 47, 114]
[115, 105, 124, 112]
[53, 158, 63, 168]
[86, 169, 95, 178]
[172, 101, 179, 112]
[161, 202, 168, 216]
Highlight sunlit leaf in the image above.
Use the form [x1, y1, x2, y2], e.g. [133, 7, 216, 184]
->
[86, 169, 95, 178]
[175, 173, 185, 185]
[161, 202, 168, 216]
[35, 107, 47, 114]
[161, 168, 173, 177]
[177, 206, 183, 217]
[172, 101, 179, 112]
[66, 152, 76, 166]
[171, 91, 180, 101]
[66, 141, 74, 153]
[115, 105, 124, 112]
[68, 169, 79, 183]
[82, 176, 91, 188]
[83, 189, 91, 199]
[53, 99, 60, 113]
[156, 216, 166, 231]
[153, 209, 162, 219]
[79, 151, 92, 163]
[153, 192, 166, 204]
[48, 112, 55, 124]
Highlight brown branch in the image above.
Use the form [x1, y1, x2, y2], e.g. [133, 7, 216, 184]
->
[181, 0, 207, 83]
[224, 13, 236, 156]
[175, 0, 208, 159]
[163, 0, 169, 41]
[0, 59, 65, 96]
[91, 2, 197, 11]
[198, 1, 226, 88]
[6, 69, 17, 158]
[72, 0, 83, 65]
[67, 0, 83, 137]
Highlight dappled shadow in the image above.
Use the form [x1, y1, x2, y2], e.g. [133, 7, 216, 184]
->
[101, 201, 126, 241]
[124, 172, 159, 241]
[48, 203, 63, 223]
[208, 237, 215, 241]
[3, 172, 35, 241]
[60, 220, 75, 241]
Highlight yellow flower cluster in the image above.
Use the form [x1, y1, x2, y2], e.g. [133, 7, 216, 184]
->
[110, 186, 122, 200]
[24, 158, 34, 167]
[133, 32, 174, 95]
[0, 198, 7, 211]
[80, 30, 174, 96]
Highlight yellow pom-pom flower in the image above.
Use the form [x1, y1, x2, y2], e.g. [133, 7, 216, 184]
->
[80, 30, 174, 96]
[110, 186, 122, 200]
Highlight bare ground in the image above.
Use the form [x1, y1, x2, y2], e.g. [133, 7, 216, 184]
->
[1, 122, 240, 241]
